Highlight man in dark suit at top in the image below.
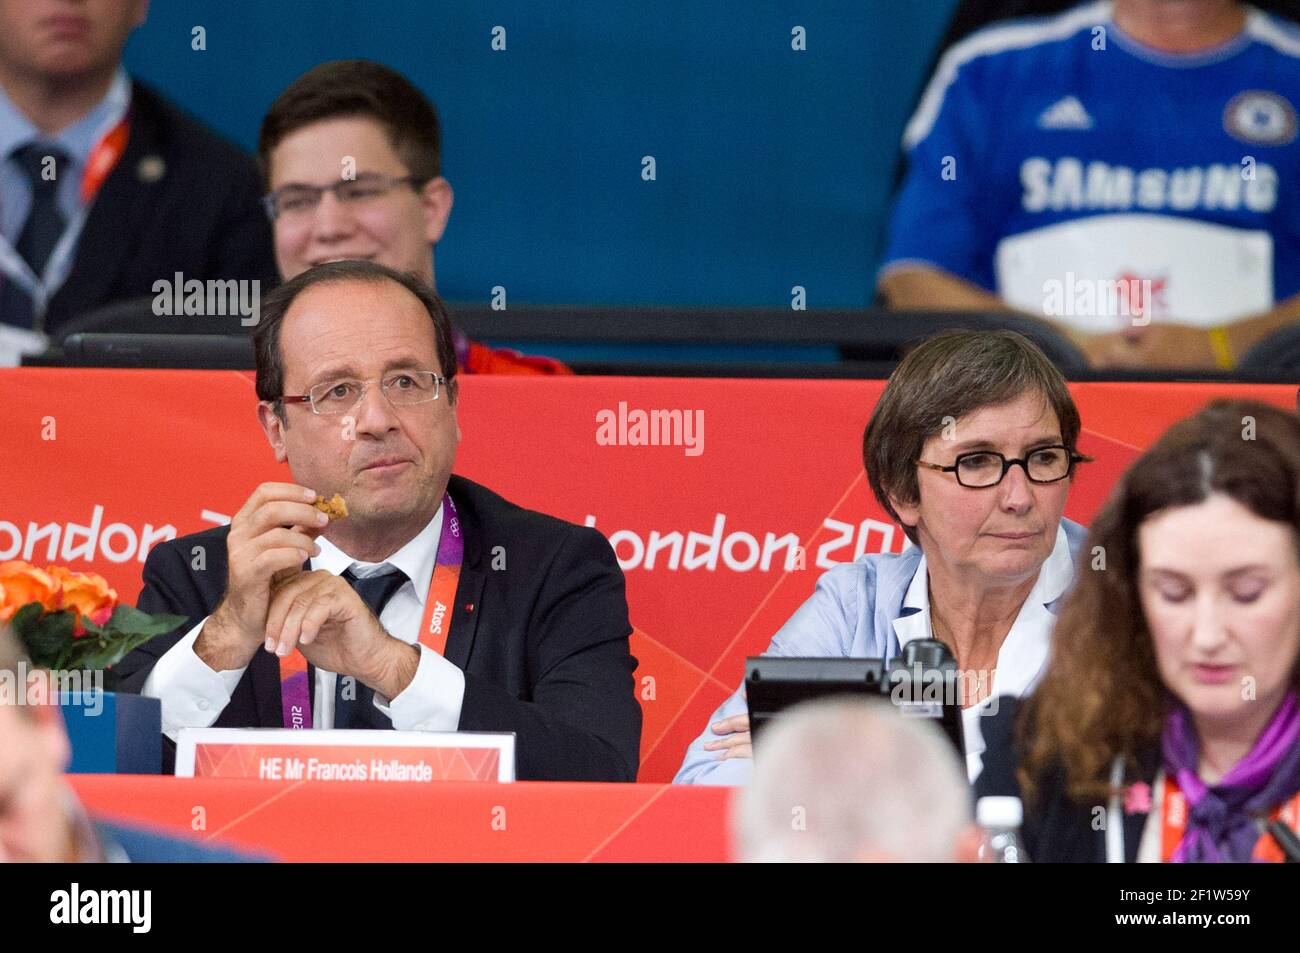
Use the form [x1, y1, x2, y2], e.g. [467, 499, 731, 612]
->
[115, 260, 641, 781]
[0, 0, 275, 345]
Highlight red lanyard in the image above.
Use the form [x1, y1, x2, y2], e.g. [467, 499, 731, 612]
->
[79, 116, 130, 204]
[1160, 774, 1300, 862]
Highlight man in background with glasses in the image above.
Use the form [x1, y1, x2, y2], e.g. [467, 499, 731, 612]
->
[115, 260, 641, 782]
[257, 58, 567, 375]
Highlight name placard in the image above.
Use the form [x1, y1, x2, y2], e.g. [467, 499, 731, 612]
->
[175, 728, 515, 782]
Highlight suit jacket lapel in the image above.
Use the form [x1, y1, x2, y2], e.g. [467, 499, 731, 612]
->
[1123, 810, 1148, 863]
[48, 81, 162, 325]
[440, 477, 485, 670]
[443, 566, 485, 670]
[1123, 745, 1163, 862]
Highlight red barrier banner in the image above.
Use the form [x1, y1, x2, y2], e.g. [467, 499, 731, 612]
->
[3, 371, 1293, 780]
[69, 776, 734, 862]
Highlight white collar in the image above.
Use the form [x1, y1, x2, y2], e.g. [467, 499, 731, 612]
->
[891, 522, 1075, 649]
[892, 550, 933, 648]
[892, 525, 1076, 780]
[310, 501, 444, 607]
[1034, 522, 1077, 608]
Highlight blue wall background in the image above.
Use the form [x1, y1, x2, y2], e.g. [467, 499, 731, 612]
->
[124, 1, 956, 309]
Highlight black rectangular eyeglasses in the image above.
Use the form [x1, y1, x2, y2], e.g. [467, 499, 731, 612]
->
[916, 445, 1092, 488]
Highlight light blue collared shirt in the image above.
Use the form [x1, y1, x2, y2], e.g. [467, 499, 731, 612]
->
[0, 67, 131, 318]
[0, 67, 131, 242]
[673, 518, 1088, 786]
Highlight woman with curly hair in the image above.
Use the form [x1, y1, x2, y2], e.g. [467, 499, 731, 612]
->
[977, 399, 1300, 862]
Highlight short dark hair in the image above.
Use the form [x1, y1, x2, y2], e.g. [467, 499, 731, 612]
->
[863, 330, 1081, 544]
[258, 59, 441, 183]
[254, 261, 459, 422]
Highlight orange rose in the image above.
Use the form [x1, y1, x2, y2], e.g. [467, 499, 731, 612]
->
[48, 567, 117, 636]
[0, 560, 62, 615]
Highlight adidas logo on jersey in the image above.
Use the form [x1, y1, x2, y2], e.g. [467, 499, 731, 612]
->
[1038, 96, 1094, 130]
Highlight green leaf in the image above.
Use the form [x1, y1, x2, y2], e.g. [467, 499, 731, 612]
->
[72, 631, 162, 671]
[20, 628, 63, 669]
[17, 610, 78, 670]
[102, 604, 187, 637]
[10, 600, 187, 672]
[11, 603, 61, 669]
[10, 601, 45, 628]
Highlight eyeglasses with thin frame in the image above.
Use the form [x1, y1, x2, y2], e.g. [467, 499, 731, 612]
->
[915, 445, 1091, 488]
[261, 173, 425, 220]
[278, 370, 448, 416]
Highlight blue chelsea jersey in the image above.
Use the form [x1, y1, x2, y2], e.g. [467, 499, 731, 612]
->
[881, 0, 1300, 330]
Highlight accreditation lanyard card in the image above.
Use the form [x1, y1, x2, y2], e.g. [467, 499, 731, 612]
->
[174, 728, 515, 783]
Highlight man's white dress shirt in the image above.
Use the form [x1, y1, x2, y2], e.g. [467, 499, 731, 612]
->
[142, 503, 466, 740]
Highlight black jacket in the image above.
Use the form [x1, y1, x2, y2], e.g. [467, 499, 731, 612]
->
[975, 696, 1160, 862]
[43, 79, 277, 338]
[116, 476, 642, 782]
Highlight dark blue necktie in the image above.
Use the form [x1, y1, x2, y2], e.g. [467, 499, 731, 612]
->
[332, 565, 408, 729]
[1, 143, 69, 329]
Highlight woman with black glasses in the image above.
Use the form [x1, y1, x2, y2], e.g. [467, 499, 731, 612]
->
[676, 329, 1091, 784]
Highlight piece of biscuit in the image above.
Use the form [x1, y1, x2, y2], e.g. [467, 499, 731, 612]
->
[313, 493, 349, 520]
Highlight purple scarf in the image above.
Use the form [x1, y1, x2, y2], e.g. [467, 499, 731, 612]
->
[1162, 690, 1300, 863]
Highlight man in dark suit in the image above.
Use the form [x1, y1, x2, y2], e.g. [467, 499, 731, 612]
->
[0, 0, 276, 341]
[115, 260, 641, 781]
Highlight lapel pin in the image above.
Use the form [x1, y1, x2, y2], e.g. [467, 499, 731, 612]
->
[137, 155, 165, 182]
[1123, 782, 1151, 814]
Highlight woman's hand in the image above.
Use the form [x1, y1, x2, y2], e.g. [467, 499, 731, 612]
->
[703, 712, 752, 760]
